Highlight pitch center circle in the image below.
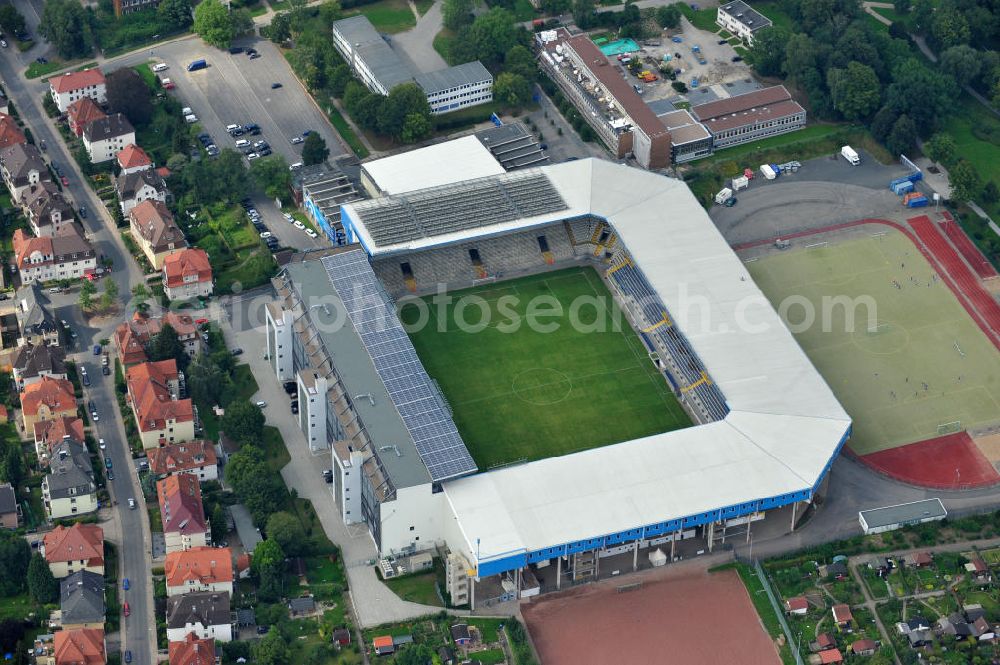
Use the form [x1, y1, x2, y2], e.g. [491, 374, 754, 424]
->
[512, 368, 572, 405]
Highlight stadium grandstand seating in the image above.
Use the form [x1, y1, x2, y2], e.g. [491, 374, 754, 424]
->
[351, 172, 568, 246]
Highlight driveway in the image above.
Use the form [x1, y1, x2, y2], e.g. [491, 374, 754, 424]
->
[390, 0, 448, 74]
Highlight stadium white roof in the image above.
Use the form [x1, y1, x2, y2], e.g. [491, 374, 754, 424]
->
[346, 159, 851, 570]
[360, 136, 505, 196]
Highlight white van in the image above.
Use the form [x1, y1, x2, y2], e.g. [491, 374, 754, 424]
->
[181, 107, 192, 116]
[235, 139, 250, 148]
[289, 162, 303, 170]
[184, 114, 198, 124]
[152, 63, 168, 72]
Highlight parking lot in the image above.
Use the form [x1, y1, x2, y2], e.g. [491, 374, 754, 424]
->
[116, 36, 346, 168]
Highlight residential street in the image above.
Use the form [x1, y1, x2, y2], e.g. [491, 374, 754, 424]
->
[2, 6, 157, 664]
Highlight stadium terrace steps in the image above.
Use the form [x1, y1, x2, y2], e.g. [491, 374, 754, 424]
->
[909, 215, 1000, 347]
[939, 211, 998, 280]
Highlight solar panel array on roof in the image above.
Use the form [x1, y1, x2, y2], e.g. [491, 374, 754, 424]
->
[319, 250, 478, 481]
[352, 171, 567, 246]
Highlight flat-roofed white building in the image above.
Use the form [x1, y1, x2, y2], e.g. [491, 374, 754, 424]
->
[717, 0, 773, 45]
[359, 136, 505, 197]
[415, 61, 494, 115]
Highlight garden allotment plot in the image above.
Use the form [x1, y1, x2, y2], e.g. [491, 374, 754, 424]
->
[746, 230, 1000, 456]
[398, 267, 691, 469]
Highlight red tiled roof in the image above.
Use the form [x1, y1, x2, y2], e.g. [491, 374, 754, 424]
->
[34, 416, 85, 449]
[851, 639, 877, 653]
[148, 440, 217, 476]
[129, 200, 186, 254]
[66, 98, 106, 136]
[819, 649, 843, 664]
[785, 597, 808, 612]
[114, 312, 197, 366]
[117, 144, 151, 170]
[832, 604, 852, 623]
[43, 523, 104, 565]
[20, 375, 76, 417]
[373, 636, 393, 648]
[157, 473, 207, 536]
[12, 228, 50, 271]
[163, 248, 212, 288]
[168, 632, 216, 665]
[0, 114, 26, 149]
[50, 69, 106, 94]
[165, 546, 234, 588]
[126, 359, 193, 433]
[235, 553, 251, 573]
[53, 627, 105, 665]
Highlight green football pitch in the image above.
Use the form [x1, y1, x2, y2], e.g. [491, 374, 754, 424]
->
[746, 230, 1000, 456]
[398, 266, 692, 469]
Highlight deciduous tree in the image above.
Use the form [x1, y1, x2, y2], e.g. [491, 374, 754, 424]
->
[301, 133, 329, 165]
[146, 323, 187, 369]
[0, 530, 30, 596]
[106, 68, 154, 127]
[931, 9, 970, 49]
[655, 4, 680, 28]
[748, 27, 790, 77]
[442, 0, 475, 31]
[923, 132, 957, 166]
[221, 400, 266, 446]
[949, 159, 982, 202]
[0, 6, 27, 38]
[157, 0, 193, 32]
[250, 155, 292, 199]
[939, 44, 981, 87]
[493, 71, 532, 107]
[187, 352, 231, 407]
[265, 511, 306, 556]
[378, 83, 431, 140]
[827, 61, 881, 120]
[885, 113, 917, 156]
[39, 0, 92, 59]
[194, 0, 235, 48]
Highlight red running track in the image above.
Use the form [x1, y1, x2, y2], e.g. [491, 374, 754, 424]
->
[861, 432, 1000, 489]
[909, 215, 1000, 347]
[940, 211, 998, 280]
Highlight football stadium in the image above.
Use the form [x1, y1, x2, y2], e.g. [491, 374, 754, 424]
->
[265, 158, 851, 605]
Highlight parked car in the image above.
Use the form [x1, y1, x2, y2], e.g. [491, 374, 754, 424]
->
[293, 221, 305, 230]
[231, 348, 243, 356]
[290, 136, 304, 145]
[102, 366, 110, 376]
[305, 229, 318, 239]
[99, 439, 106, 450]
[81, 367, 90, 386]
[78, 206, 87, 218]
[93, 345, 101, 355]
[107, 470, 113, 480]
[271, 82, 282, 89]
[124, 650, 132, 664]
[123, 578, 129, 590]
[104, 457, 112, 469]
[128, 498, 136, 509]
[255, 401, 267, 408]
[60, 176, 69, 186]
[123, 602, 130, 617]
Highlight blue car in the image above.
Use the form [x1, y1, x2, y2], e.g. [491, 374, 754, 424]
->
[93, 345, 101, 355]
[123, 578, 129, 591]
[124, 650, 132, 663]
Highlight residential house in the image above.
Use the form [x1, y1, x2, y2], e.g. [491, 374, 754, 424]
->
[115, 167, 168, 215]
[116, 144, 152, 175]
[332, 628, 351, 647]
[148, 440, 218, 482]
[165, 591, 232, 643]
[868, 556, 892, 577]
[157, 473, 209, 553]
[41, 523, 104, 578]
[373, 636, 394, 656]
[20, 375, 76, 433]
[0, 143, 50, 201]
[966, 557, 992, 583]
[785, 596, 808, 615]
[897, 617, 933, 647]
[128, 200, 187, 269]
[850, 639, 877, 656]
[450, 624, 473, 645]
[51, 627, 105, 665]
[82, 113, 135, 164]
[288, 596, 316, 617]
[113, 311, 200, 367]
[34, 416, 85, 465]
[59, 570, 106, 630]
[12, 343, 67, 389]
[822, 561, 848, 581]
[168, 632, 217, 665]
[437, 646, 453, 665]
[811, 633, 836, 652]
[164, 546, 234, 597]
[42, 439, 97, 519]
[964, 604, 987, 622]
[13, 227, 96, 285]
[0, 114, 26, 149]
[126, 359, 194, 448]
[0, 482, 18, 529]
[23, 182, 76, 237]
[162, 248, 213, 301]
[905, 552, 933, 568]
[832, 604, 853, 631]
[15, 284, 60, 346]
[817, 650, 843, 664]
[66, 98, 106, 138]
[49, 69, 107, 113]
[235, 553, 251, 580]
